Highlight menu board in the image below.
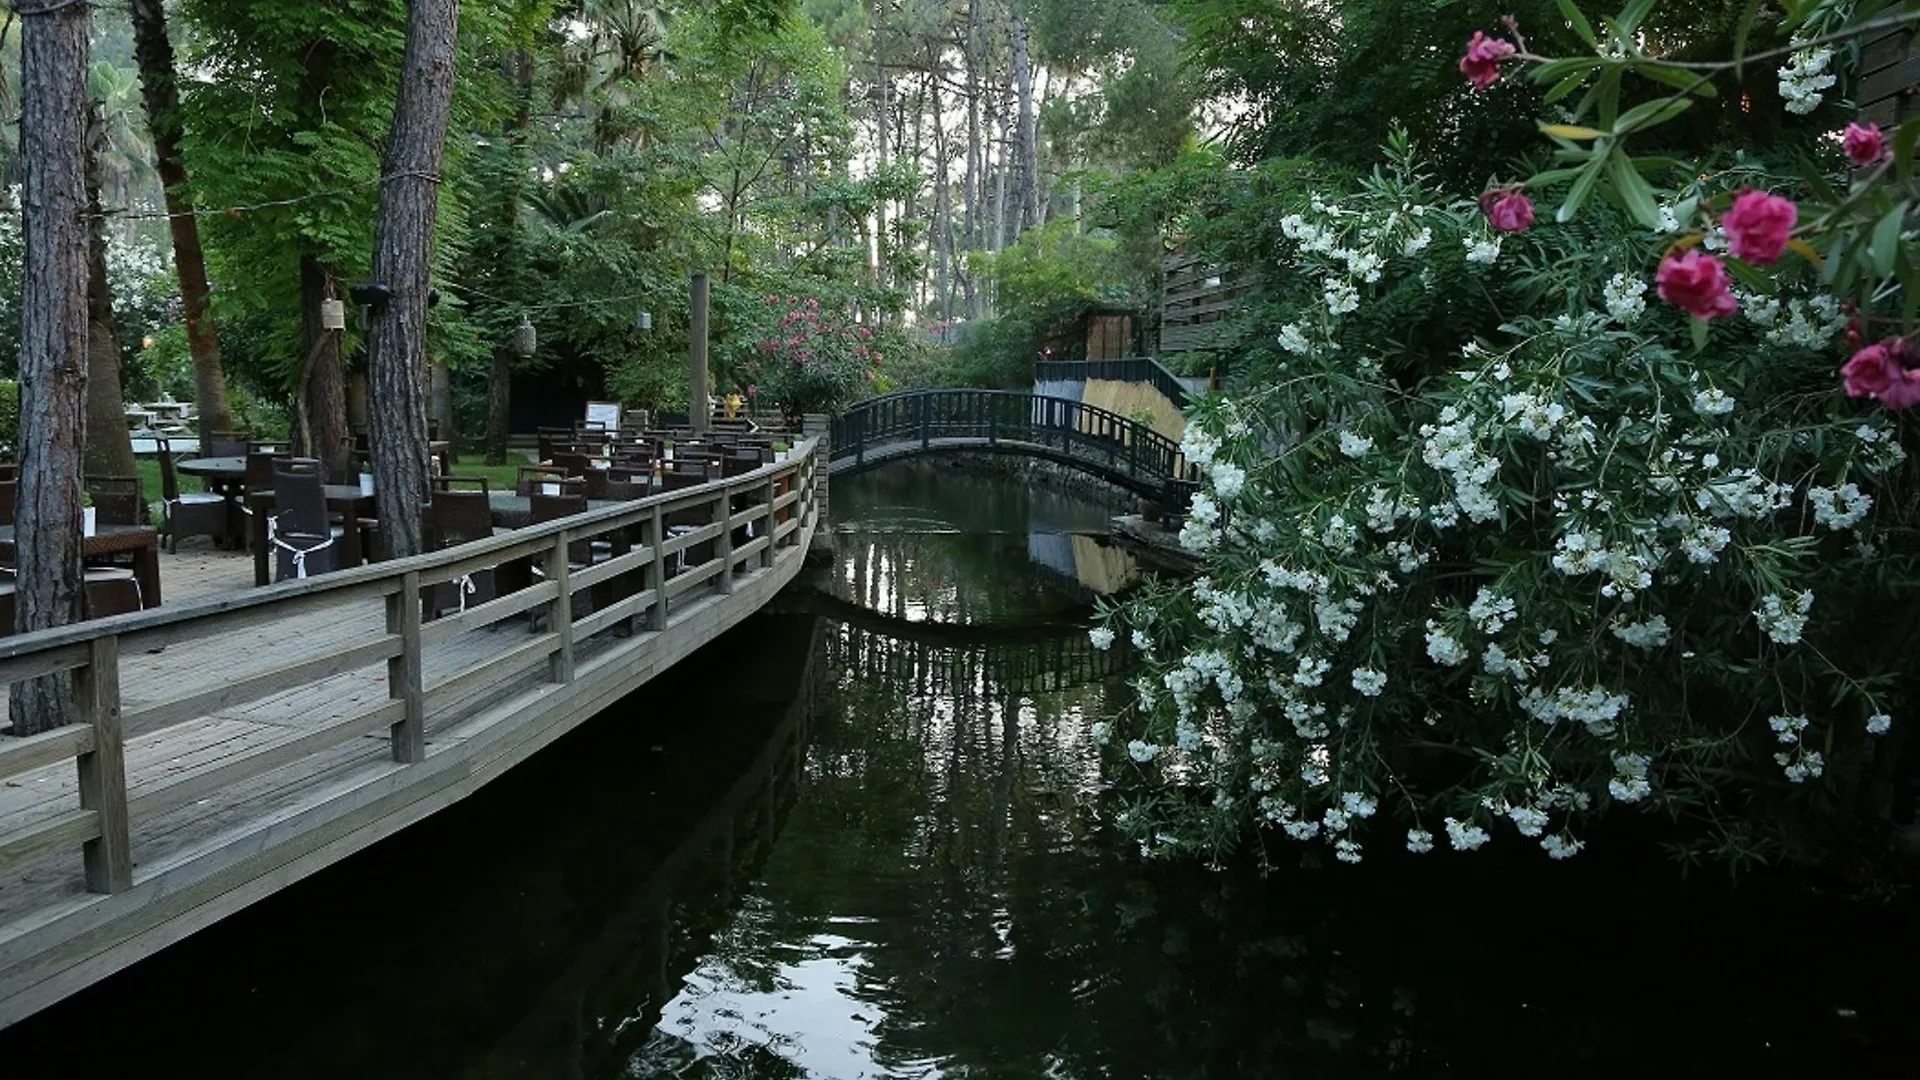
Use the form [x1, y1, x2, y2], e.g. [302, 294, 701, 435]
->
[584, 400, 622, 431]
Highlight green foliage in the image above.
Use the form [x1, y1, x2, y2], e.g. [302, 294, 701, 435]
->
[1095, 148, 1920, 870]
[0, 380, 18, 454]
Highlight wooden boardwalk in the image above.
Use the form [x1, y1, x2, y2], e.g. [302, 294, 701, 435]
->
[0, 441, 822, 1027]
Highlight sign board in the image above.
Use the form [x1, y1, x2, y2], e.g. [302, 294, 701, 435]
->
[584, 400, 622, 431]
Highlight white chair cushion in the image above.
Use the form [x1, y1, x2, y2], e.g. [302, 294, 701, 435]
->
[176, 492, 226, 505]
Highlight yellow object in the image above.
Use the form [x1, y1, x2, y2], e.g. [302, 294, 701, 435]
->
[724, 392, 743, 419]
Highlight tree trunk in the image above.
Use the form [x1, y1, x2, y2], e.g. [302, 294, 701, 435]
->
[297, 255, 351, 480]
[962, 0, 982, 319]
[485, 347, 512, 466]
[84, 116, 137, 485]
[12, 2, 90, 734]
[929, 55, 953, 327]
[364, 0, 462, 560]
[128, 0, 233, 444]
[1011, 11, 1039, 233]
[484, 46, 533, 468]
[872, 15, 888, 291]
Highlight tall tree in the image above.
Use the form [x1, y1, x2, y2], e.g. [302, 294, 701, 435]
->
[83, 110, 138, 483]
[1009, 3, 1039, 231]
[128, 0, 234, 443]
[365, 0, 463, 560]
[12, 0, 91, 733]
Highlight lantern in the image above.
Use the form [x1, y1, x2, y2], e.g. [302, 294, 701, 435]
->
[635, 309, 653, 331]
[512, 313, 538, 358]
[320, 298, 347, 331]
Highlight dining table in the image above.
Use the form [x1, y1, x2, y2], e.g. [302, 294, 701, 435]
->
[0, 524, 163, 608]
[486, 494, 622, 530]
[248, 486, 376, 586]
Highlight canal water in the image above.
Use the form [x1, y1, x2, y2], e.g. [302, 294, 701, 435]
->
[4, 463, 1919, 1077]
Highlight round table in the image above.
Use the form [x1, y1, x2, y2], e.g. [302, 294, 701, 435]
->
[176, 456, 248, 484]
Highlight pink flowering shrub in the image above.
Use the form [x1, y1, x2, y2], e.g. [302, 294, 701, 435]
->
[737, 293, 885, 417]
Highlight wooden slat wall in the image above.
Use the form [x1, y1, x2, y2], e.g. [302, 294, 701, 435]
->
[1861, 29, 1918, 129]
[1160, 253, 1251, 357]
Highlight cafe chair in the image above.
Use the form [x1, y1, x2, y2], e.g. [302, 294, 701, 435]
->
[269, 470, 344, 581]
[425, 492, 501, 619]
[156, 437, 229, 552]
[84, 475, 144, 526]
[206, 430, 252, 458]
[527, 492, 595, 626]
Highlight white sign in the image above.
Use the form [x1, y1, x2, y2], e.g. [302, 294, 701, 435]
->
[585, 400, 622, 431]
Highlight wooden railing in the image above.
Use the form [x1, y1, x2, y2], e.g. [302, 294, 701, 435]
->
[829, 390, 1195, 499]
[0, 440, 822, 899]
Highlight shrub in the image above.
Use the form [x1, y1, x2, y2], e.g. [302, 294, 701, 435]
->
[1092, 146, 1917, 870]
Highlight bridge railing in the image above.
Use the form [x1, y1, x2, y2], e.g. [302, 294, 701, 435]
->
[831, 390, 1193, 491]
[0, 441, 822, 897]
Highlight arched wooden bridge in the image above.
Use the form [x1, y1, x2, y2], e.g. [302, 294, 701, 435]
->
[828, 390, 1195, 500]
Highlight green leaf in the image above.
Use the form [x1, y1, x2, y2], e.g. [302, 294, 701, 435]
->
[1545, 70, 1592, 104]
[1724, 257, 1774, 294]
[1558, 154, 1605, 223]
[1868, 200, 1908, 279]
[1732, 0, 1763, 77]
[1597, 68, 1622, 131]
[1636, 62, 1716, 97]
[1557, 0, 1598, 47]
[1900, 258, 1920, 331]
[1689, 316, 1708, 353]
[1614, 96, 1694, 135]
[1896, 120, 1920, 184]
[1618, 0, 1656, 35]
[1533, 57, 1604, 85]
[1607, 152, 1663, 229]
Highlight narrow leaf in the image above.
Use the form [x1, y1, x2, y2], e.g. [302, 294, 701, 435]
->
[1787, 238, 1824, 271]
[1896, 119, 1920, 184]
[1869, 200, 1908, 279]
[1558, 155, 1604, 223]
[1540, 123, 1608, 140]
[1614, 96, 1694, 135]
[1607, 152, 1662, 230]
[1733, 0, 1763, 77]
[1636, 62, 1717, 97]
[1689, 316, 1708, 353]
[1598, 68, 1622, 131]
[1545, 69, 1591, 104]
[1557, 0, 1598, 47]
[1619, 0, 1656, 35]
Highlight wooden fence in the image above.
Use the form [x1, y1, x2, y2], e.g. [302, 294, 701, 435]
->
[0, 440, 821, 1025]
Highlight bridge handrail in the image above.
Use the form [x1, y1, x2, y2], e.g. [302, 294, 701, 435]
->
[830, 390, 1194, 494]
[1034, 356, 1202, 409]
[0, 440, 822, 896]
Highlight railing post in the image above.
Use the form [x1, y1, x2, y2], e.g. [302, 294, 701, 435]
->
[388, 571, 426, 763]
[716, 487, 735, 595]
[76, 636, 131, 893]
[919, 393, 931, 450]
[548, 531, 576, 683]
[649, 504, 669, 631]
[762, 473, 778, 568]
[855, 407, 866, 468]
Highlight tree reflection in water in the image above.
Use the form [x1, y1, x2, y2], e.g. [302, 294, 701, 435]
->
[2, 466, 1916, 1078]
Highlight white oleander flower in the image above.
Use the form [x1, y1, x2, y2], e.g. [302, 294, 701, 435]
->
[1088, 627, 1115, 651]
[1464, 236, 1501, 265]
[1127, 740, 1160, 763]
[1444, 817, 1491, 851]
[1339, 430, 1373, 458]
[1868, 714, 1893, 736]
[1276, 323, 1311, 354]
[1406, 828, 1435, 854]
[1351, 667, 1387, 697]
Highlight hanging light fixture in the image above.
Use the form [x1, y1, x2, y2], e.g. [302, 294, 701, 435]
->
[320, 298, 347, 331]
[635, 309, 653, 331]
[512, 312, 538, 358]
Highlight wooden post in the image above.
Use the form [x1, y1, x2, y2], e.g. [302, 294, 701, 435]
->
[649, 504, 668, 630]
[690, 273, 710, 436]
[76, 636, 132, 893]
[715, 487, 734, 594]
[388, 571, 426, 763]
[548, 531, 575, 683]
[762, 473, 777, 568]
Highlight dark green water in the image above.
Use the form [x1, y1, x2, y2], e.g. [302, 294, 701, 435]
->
[3, 463, 1918, 1078]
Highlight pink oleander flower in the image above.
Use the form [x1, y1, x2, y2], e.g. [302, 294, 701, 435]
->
[1480, 189, 1535, 233]
[1844, 121, 1889, 168]
[1459, 32, 1517, 92]
[1721, 190, 1797, 265]
[1842, 338, 1920, 408]
[1656, 250, 1739, 320]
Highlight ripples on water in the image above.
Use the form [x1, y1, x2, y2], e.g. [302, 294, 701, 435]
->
[3, 463, 1918, 1078]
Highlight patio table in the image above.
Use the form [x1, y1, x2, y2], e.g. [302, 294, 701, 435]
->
[0, 524, 162, 608]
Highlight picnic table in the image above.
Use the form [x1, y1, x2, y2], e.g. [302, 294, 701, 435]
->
[0, 524, 162, 608]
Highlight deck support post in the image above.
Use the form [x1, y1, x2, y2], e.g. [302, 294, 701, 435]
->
[388, 571, 426, 763]
[548, 531, 575, 683]
[761, 474, 777, 569]
[76, 636, 131, 893]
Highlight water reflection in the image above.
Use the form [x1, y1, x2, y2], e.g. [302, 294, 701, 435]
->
[3, 465, 1917, 1078]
